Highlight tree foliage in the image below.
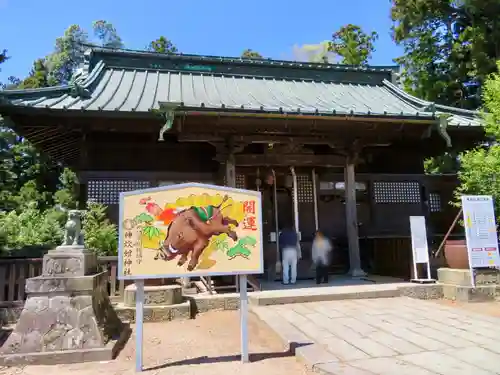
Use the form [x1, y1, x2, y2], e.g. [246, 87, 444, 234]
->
[0, 168, 117, 254]
[0, 22, 126, 255]
[0, 49, 19, 89]
[330, 24, 378, 65]
[147, 36, 178, 54]
[391, 0, 500, 110]
[0, 49, 8, 66]
[241, 49, 263, 59]
[18, 59, 49, 89]
[454, 62, 500, 217]
[92, 20, 124, 49]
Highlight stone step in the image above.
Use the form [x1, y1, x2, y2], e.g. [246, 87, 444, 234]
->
[251, 305, 337, 371]
[249, 284, 406, 306]
[441, 283, 500, 302]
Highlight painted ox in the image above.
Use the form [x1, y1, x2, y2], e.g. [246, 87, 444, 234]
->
[157, 195, 239, 271]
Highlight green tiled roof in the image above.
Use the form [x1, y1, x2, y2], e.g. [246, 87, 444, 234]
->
[0, 47, 481, 127]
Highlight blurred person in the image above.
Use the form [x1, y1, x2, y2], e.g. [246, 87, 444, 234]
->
[312, 230, 332, 284]
[279, 222, 299, 285]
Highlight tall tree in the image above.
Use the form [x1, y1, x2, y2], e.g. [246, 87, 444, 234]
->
[18, 59, 49, 89]
[44, 21, 123, 86]
[92, 20, 124, 49]
[241, 49, 263, 59]
[391, 0, 500, 110]
[1, 21, 124, 211]
[147, 36, 178, 54]
[329, 24, 378, 66]
[45, 25, 89, 86]
[0, 49, 8, 66]
[454, 62, 500, 217]
[0, 49, 18, 89]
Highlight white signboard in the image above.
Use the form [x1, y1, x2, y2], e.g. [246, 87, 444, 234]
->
[409, 216, 432, 281]
[461, 195, 500, 270]
[410, 216, 430, 263]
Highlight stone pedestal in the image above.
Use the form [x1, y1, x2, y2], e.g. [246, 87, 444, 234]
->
[438, 268, 500, 302]
[124, 284, 183, 306]
[114, 284, 190, 322]
[0, 246, 130, 366]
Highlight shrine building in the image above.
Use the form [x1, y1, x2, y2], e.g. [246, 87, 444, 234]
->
[0, 47, 483, 284]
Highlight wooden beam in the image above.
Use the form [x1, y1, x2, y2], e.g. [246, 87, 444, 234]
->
[178, 133, 341, 145]
[228, 153, 346, 167]
[344, 153, 366, 277]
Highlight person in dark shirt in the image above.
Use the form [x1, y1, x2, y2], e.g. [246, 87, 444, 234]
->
[279, 224, 299, 284]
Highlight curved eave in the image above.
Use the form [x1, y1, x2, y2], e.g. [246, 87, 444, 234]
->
[382, 79, 481, 127]
[0, 60, 107, 100]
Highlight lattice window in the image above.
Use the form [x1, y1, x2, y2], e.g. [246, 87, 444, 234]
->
[236, 174, 246, 189]
[87, 180, 151, 205]
[223, 174, 246, 188]
[294, 174, 313, 203]
[373, 181, 421, 204]
[429, 192, 442, 212]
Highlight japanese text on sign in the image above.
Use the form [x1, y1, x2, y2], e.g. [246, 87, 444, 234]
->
[242, 200, 258, 231]
[461, 195, 500, 268]
[124, 230, 133, 275]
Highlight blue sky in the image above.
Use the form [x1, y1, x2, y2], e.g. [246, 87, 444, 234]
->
[0, 0, 402, 82]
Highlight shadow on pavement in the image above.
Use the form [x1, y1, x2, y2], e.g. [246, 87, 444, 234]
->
[144, 342, 311, 371]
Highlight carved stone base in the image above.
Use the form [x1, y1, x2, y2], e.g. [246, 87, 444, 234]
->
[123, 284, 183, 306]
[0, 272, 130, 365]
[42, 246, 98, 277]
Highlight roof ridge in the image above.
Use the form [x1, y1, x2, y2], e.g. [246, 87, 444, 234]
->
[86, 45, 398, 74]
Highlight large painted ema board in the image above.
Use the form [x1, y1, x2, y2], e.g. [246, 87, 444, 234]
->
[118, 182, 264, 280]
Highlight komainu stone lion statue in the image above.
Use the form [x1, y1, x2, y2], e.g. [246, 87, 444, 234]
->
[62, 210, 84, 246]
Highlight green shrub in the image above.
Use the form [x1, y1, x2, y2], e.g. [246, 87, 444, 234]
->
[82, 201, 118, 256]
[0, 202, 64, 251]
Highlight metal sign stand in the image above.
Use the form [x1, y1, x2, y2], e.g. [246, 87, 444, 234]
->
[134, 276, 249, 372]
[239, 275, 249, 363]
[135, 280, 145, 372]
[409, 216, 435, 284]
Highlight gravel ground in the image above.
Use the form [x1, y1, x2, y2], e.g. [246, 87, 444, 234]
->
[0, 310, 313, 375]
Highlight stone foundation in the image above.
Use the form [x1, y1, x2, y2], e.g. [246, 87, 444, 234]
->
[398, 284, 443, 300]
[438, 268, 500, 302]
[123, 284, 183, 306]
[0, 246, 130, 366]
[114, 284, 190, 323]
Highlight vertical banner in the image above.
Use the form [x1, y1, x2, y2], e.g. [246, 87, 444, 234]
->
[461, 195, 500, 287]
[409, 216, 432, 281]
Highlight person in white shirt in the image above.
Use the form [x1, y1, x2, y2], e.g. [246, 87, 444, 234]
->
[279, 224, 300, 285]
[311, 230, 332, 284]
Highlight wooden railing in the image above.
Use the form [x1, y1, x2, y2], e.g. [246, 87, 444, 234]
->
[0, 255, 261, 304]
[0, 256, 124, 304]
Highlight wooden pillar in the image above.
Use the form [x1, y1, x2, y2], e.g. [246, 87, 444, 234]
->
[345, 154, 366, 277]
[225, 148, 238, 291]
[78, 131, 88, 209]
[225, 153, 236, 188]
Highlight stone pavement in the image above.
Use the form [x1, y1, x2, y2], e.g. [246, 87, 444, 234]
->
[252, 297, 500, 374]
